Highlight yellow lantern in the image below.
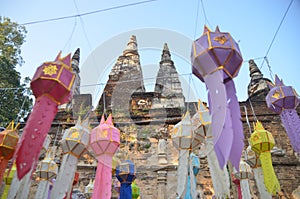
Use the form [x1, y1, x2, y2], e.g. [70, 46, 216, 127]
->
[250, 121, 280, 195]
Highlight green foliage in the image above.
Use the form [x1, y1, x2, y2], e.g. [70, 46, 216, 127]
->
[0, 17, 32, 127]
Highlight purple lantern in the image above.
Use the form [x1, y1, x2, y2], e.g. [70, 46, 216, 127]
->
[191, 26, 244, 170]
[266, 75, 300, 154]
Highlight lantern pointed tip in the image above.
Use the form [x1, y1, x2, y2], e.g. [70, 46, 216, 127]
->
[106, 114, 113, 125]
[274, 74, 284, 86]
[55, 51, 62, 61]
[100, 114, 105, 125]
[203, 25, 211, 34]
[254, 120, 264, 131]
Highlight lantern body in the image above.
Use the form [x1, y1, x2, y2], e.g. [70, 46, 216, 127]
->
[172, 112, 201, 150]
[234, 161, 252, 180]
[90, 116, 120, 156]
[244, 146, 261, 168]
[191, 100, 212, 143]
[61, 125, 90, 158]
[266, 75, 299, 114]
[191, 26, 243, 82]
[31, 54, 75, 104]
[0, 128, 19, 159]
[250, 125, 275, 154]
[36, 152, 58, 181]
[116, 160, 136, 183]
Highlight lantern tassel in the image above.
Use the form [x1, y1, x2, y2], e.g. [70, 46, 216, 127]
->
[15, 96, 57, 179]
[232, 179, 242, 199]
[0, 159, 8, 187]
[253, 167, 272, 199]
[240, 179, 251, 199]
[280, 109, 300, 154]
[92, 154, 113, 199]
[7, 170, 32, 199]
[184, 153, 200, 199]
[35, 180, 50, 199]
[176, 150, 189, 198]
[206, 141, 230, 198]
[260, 152, 280, 194]
[50, 154, 78, 199]
[120, 183, 132, 199]
[225, 80, 244, 169]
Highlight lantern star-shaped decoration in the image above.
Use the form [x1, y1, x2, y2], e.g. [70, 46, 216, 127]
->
[42, 64, 58, 76]
[191, 26, 244, 170]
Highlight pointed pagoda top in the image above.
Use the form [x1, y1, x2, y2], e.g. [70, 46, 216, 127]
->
[249, 59, 262, 79]
[72, 48, 80, 73]
[160, 43, 172, 63]
[247, 59, 272, 100]
[123, 35, 138, 55]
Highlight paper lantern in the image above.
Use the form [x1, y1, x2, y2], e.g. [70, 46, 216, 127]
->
[0, 122, 19, 186]
[172, 111, 200, 150]
[266, 75, 300, 154]
[250, 121, 280, 194]
[131, 181, 140, 199]
[84, 179, 94, 199]
[172, 111, 196, 198]
[35, 150, 58, 199]
[15, 52, 75, 180]
[36, 150, 58, 181]
[116, 160, 136, 199]
[90, 114, 120, 199]
[50, 118, 90, 199]
[191, 100, 211, 143]
[191, 101, 230, 198]
[191, 26, 244, 170]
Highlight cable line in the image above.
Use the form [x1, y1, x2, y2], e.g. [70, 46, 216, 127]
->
[20, 0, 158, 26]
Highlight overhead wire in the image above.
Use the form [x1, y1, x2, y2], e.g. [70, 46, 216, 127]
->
[194, 0, 200, 39]
[260, 0, 294, 70]
[20, 0, 158, 26]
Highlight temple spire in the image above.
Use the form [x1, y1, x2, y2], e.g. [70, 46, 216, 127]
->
[247, 59, 272, 100]
[160, 43, 173, 65]
[72, 48, 81, 95]
[123, 35, 138, 55]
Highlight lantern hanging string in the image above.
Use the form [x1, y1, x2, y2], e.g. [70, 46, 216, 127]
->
[264, 57, 274, 82]
[248, 98, 257, 122]
[243, 106, 252, 135]
[14, 97, 27, 123]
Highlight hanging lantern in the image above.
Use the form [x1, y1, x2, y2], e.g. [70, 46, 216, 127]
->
[36, 150, 58, 181]
[266, 75, 300, 154]
[35, 150, 58, 199]
[50, 118, 90, 199]
[15, 52, 76, 180]
[1, 164, 16, 199]
[172, 111, 194, 198]
[131, 181, 140, 199]
[191, 101, 230, 198]
[245, 146, 271, 199]
[90, 114, 120, 199]
[250, 121, 280, 194]
[191, 100, 211, 143]
[191, 26, 244, 170]
[116, 160, 136, 199]
[0, 121, 19, 186]
[84, 179, 94, 199]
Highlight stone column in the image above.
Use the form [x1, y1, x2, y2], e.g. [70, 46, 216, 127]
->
[158, 139, 168, 165]
[157, 170, 167, 199]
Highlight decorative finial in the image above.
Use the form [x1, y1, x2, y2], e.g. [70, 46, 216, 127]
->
[123, 35, 137, 55]
[161, 43, 171, 62]
[249, 59, 262, 78]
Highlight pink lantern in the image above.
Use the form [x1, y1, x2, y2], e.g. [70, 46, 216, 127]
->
[90, 114, 120, 199]
[15, 52, 75, 179]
